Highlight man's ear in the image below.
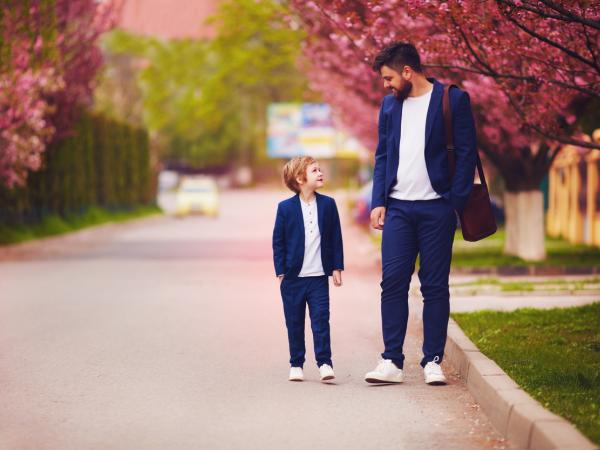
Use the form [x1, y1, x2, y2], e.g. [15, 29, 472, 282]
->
[402, 65, 412, 80]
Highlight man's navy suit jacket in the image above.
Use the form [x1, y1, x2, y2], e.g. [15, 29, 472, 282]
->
[272, 192, 344, 279]
[371, 79, 477, 212]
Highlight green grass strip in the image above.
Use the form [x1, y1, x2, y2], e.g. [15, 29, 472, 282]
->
[452, 229, 600, 267]
[453, 303, 600, 445]
[452, 277, 600, 292]
[0, 205, 161, 245]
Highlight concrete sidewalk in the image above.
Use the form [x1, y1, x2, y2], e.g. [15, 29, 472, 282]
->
[450, 293, 598, 313]
[446, 274, 599, 313]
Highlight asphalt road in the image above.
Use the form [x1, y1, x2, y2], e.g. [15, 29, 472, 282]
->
[0, 189, 514, 450]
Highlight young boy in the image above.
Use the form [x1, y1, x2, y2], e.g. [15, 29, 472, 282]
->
[272, 156, 344, 382]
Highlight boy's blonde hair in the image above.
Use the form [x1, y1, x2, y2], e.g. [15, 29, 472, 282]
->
[282, 156, 317, 194]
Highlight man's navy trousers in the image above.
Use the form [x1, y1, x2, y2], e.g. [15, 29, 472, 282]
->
[380, 197, 457, 369]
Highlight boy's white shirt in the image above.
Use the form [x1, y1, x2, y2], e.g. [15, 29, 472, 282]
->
[298, 196, 325, 277]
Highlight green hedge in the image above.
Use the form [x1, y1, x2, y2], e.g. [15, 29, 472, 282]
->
[0, 112, 155, 226]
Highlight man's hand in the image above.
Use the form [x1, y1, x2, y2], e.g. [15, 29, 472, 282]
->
[370, 207, 386, 230]
[278, 275, 284, 283]
[332, 270, 342, 287]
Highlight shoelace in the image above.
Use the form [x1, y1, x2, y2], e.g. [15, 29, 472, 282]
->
[376, 359, 393, 371]
[425, 356, 443, 375]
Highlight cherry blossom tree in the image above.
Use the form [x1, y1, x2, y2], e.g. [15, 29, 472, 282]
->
[288, 0, 599, 260]
[0, 0, 117, 187]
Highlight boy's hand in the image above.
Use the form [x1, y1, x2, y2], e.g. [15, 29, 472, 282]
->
[370, 207, 386, 230]
[333, 270, 342, 287]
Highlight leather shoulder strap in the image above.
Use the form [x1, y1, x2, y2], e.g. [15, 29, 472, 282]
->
[443, 84, 457, 151]
[443, 84, 488, 187]
[443, 84, 458, 178]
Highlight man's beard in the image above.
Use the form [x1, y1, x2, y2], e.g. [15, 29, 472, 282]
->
[393, 81, 412, 101]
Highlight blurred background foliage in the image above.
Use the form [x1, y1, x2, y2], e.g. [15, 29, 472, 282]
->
[95, 0, 318, 171]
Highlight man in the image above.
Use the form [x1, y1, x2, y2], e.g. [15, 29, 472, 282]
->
[364, 42, 477, 385]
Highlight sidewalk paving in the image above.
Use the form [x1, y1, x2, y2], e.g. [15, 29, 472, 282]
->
[449, 293, 598, 313]
[447, 274, 599, 312]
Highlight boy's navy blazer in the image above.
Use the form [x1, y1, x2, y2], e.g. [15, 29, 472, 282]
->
[272, 192, 344, 279]
[371, 79, 477, 212]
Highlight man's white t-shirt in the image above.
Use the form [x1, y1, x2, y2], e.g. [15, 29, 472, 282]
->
[298, 197, 325, 277]
[389, 88, 441, 201]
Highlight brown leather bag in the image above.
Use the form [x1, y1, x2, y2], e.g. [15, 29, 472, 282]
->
[443, 85, 497, 242]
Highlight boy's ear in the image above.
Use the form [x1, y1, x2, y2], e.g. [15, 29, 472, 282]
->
[296, 176, 304, 186]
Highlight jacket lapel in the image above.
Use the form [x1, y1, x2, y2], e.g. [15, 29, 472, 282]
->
[424, 79, 443, 151]
[293, 194, 305, 235]
[391, 98, 403, 164]
[388, 98, 403, 191]
[315, 192, 325, 235]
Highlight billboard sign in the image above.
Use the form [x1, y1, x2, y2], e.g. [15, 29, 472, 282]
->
[267, 103, 337, 158]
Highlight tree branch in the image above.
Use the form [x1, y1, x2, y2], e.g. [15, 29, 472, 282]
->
[537, 0, 600, 30]
[449, 14, 496, 76]
[496, 0, 600, 30]
[310, 3, 370, 65]
[501, 6, 600, 73]
[425, 63, 599, 98]
[583, 21, 600, 71]
[527, 123, 600, 150]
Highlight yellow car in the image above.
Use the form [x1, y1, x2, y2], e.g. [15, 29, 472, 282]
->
[175, 176, 219, 217]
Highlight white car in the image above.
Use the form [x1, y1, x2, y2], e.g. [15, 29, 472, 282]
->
[175, 176, 219, 217]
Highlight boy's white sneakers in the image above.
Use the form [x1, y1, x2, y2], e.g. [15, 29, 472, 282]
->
[364, 359, 404, 383]
[319, 364, 335, 381]
[289, 367, 304, 381]
[423, 356, 447, 385]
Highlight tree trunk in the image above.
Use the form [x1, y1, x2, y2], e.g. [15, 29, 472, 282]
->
[503, 190, 546, 261]
[479, 142, 560, 262]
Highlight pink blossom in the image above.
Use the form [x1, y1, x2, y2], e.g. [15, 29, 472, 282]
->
[287, 0, 599, 159]
[0, 0, 118, 187]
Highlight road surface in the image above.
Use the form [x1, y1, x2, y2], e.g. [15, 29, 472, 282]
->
[0, 189, 514, 450]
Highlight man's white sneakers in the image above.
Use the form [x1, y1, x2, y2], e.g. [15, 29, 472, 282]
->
[364, 359, 404, 383]
[319, 364, 335, 381]
[289, 367, 304, 381]
[290, 359, 445, 384]
[423, 356, 447, 385]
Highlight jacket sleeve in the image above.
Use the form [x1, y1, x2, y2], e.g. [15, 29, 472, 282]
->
[272, 203, 286, 276]
[450, 91, 477, 212]
[331, 199, 344, 271]
[371, 98, 388, 209]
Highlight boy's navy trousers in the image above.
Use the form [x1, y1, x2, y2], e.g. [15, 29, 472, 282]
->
[380, 197, 457, 369]
[280, 275, 332, 368]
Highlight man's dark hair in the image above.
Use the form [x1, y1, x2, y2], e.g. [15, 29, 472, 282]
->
[372, 42, 422, 73]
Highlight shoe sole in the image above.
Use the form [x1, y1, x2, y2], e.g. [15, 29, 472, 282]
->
[321, 375, 335, 381]
[425, 376, 447, 385]
[365, 377, 403, 384]
[289, 378, 304, 382]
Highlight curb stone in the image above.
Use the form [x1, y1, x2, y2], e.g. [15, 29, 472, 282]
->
[445, 318, 597, 450]
[450, 266, 600, 276]
[373, 254, 600, 276]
